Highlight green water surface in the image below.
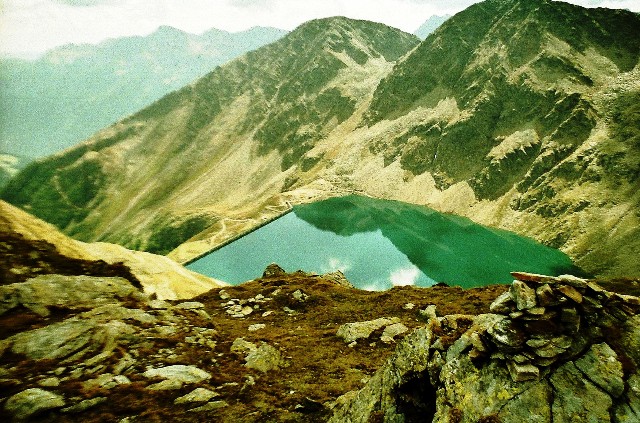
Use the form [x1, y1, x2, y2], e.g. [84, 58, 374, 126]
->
[187, 195, 579, 290]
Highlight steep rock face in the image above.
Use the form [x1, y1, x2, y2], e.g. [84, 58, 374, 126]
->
[329, 272, 640, 422]
[0, 26, 287, 158]
[3, 1, 639, 278]
[2, 17, 419, 254]
[0, 201, 225, 299]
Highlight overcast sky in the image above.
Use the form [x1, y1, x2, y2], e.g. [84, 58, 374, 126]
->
[1, 0, 639, 58]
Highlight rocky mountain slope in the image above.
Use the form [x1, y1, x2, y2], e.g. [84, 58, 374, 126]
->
[0, 200, 225, 299]
[0, 26, 286, 158]
[2, 17, 419, 255]
[3, 0, 640, 279]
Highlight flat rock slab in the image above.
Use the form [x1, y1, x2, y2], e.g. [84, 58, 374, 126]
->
[5, 388, 66, 420]
[336, 317, 401, 343]
[143, 365, 211, 384]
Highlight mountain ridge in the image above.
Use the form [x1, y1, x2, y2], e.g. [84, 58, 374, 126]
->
[0, 25, 288, 158]
[3, 1, 639, 278]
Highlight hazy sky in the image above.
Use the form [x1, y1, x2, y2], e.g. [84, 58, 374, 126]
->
[1, 0, 639, 58]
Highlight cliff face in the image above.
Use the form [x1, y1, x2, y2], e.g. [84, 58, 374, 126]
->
[3, 1, 640, 278]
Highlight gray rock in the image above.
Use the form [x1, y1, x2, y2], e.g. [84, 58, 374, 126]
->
[4, 388, 66, 420]
[507, 361, 540, 382]
[174, 387, 219, 404]
[0, 275, 140, 317]
[143, 365, 211, 384]
[336, 317, 401, 344]
[248, 323, 266, 332]
[380, 322, 409, 343]
[575, 343, 624, 398]
[188, 400, 228, 412]
[511, 281, 538, 310]
[245, 343, 284, 372]
[490, 291, 515, 313]
[550, 362, 612, 422]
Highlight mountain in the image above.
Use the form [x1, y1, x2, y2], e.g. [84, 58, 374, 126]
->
[413, 14, 450, 40]
[0, 200, 225, 299]
[0, 153, 29, 189]
[0, 26, 287, 158]
[3, 0, 640, 279]
[2, 17, 420, 254]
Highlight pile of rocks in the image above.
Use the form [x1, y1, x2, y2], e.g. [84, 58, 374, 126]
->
[480, 272, 640, 381]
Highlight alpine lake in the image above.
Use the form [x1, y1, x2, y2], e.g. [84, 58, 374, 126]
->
[187, 195, 580, 290]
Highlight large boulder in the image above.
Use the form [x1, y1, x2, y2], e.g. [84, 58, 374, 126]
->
[4, 388, 65, 420]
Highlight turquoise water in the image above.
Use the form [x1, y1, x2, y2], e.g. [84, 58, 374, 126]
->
[187, 195, 579, 290]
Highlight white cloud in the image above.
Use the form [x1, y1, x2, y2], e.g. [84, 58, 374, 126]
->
[389, 265, 420, 287]
[323, 257, 351, 273]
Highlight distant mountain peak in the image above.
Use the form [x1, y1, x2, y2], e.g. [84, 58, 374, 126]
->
[414, 14, 451, 40]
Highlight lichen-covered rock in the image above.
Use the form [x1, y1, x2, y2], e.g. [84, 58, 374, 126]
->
[380, 322, 409, 343]
[0, 275, 142, 317]
[143, 365, 211, 384]
[4, 388, 65, 420]
[336, 317, 401, 344]
[511, 280, 537, 310]
[550, 362, 613, 422]
[174, 388, 219, 404]
[330, 274, 640, 423]
[245, 344, 284, 372]
[262, 263, 286, 278]
[8, 318, 135, 361]
[575, 343, 624, 398]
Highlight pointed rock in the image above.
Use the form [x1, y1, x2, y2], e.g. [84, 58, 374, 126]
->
[511, 281, 537, 310]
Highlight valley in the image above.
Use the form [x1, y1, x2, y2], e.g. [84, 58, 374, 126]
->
[3, 0, 639, 280]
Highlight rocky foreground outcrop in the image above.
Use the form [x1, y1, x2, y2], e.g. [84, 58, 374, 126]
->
[330, 272, 640, 422]
[1, 264, 639, 421]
